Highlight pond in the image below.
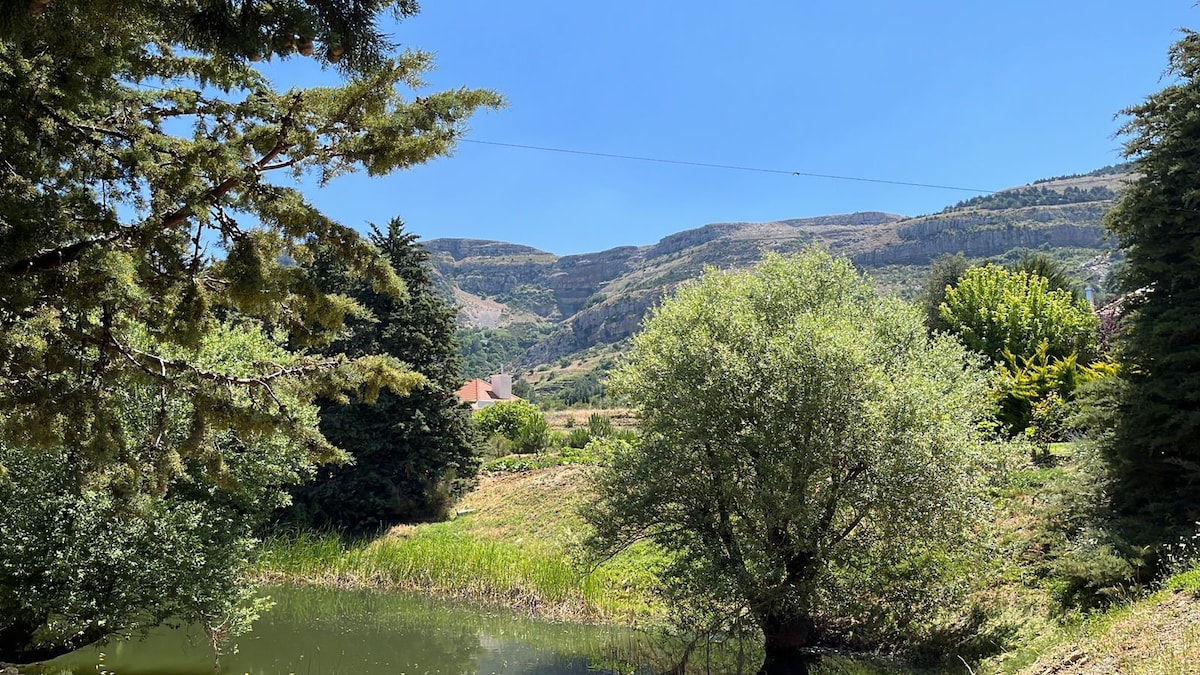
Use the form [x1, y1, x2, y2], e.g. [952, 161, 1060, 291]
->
[31, 586, 931, 675]
[33, 585, 657, 675]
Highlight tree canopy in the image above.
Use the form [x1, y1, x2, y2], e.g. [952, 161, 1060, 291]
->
[939, 264, 1098, 365]
[1104, 28, 1200, 537]
[0, 0, 500, 662]
[0, 323, 324, 662]
[585, 251, 998, 675]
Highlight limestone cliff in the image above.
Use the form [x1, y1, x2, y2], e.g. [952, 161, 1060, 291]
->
[427, 167, 1125, 367]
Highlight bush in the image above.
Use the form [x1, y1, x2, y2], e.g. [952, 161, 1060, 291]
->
[513, 414, 549, 454]
[565, 427, 592, 449]
[473, 400, 543, 439]
[939, 264, 1098, 364]
[993, 344, 1118, 440]
[587, 413, 613, 438]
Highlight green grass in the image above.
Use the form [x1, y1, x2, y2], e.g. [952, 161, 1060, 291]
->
[258, 465, 664, 624]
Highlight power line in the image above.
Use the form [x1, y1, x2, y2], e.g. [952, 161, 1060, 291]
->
[460, 139, 998, 194]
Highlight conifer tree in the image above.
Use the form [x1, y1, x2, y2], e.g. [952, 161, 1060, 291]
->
[282, 220, 479, 532]
[0, 1, 499, 662]
[1104, 29, 1200, 535]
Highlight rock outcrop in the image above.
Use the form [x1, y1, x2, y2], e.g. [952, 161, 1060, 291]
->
[426, 170, 1125, 367]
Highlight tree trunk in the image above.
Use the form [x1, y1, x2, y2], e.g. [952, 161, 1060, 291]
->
[756, 611, 817, 675]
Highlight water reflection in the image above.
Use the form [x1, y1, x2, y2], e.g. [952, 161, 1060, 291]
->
[35, 585, 650, 675]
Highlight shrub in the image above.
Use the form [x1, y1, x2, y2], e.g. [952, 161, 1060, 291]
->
[993, 344, 1119, 439]
[940, 264, 1098, 364]
[513, 414, 549, 454]
[565, 427, 592, 449]
[587, 413, 613, 438]
[473, 401, 545, 441]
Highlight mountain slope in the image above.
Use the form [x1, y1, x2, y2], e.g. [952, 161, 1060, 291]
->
[428, 166, 1128, 383]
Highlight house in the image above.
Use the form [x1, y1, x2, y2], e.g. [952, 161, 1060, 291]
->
[456, 373, 521, 409]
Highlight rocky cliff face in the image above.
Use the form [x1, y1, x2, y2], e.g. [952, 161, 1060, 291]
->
[428, 171, 1124, 367]
[855, 203, 1109, 266]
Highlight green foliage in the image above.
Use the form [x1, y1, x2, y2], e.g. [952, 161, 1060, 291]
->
[585, 250, 1001, 660]
[1164, 568, 1200, 594]
[0, 324, 321, 663]
[0, 1, 499, 661]
[920, 253, 970, 332]
[939, 264, 1098, 364]
[1009, 252, 1083, 301]
[0, 0, 499, 478]
[513, 412, 550, 454]
[484, 438, 622, 473]
[587, 413, 614, 438]
[565, 427, 592, 449]
[1103, 28, 1200, 542]
[943, 184, 1117, 212]
[473, 401, 549, 454]
[562, 414, 613, 450]
[457, 324, 554, 379]
[559, 369, 609, 406]
[992, 344, 1118, 440]
[280, 221, 480, 533]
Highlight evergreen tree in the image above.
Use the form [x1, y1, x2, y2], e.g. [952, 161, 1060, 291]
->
[1009, 252, 1082, 301]
[282, 220, 479, 532]
[1104, 29, 1200, 535]
[920, 253, 970, 332]
[0, 2, 498, 661]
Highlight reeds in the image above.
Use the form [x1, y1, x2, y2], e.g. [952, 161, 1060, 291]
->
[256, 531, 654, 623]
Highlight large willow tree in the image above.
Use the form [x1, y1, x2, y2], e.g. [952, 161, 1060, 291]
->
[586, 251, 998, 675]
[0, 0, 500, 663]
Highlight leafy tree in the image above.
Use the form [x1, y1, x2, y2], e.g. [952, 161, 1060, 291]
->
[585, 251, 998, 675]
[920, 252, 970, 332]
[0, 324, 324, 663]
[939, 264, 1098, 365]
[1103, 29, 1200, 536]
[281, 221, 479, 532]
[0, 0, 499, 662]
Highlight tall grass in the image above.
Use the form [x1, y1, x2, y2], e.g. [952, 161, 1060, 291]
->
[257, 531, 658, 623]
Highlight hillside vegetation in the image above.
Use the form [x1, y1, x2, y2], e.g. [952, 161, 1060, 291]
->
[436, 169, 1127, 393]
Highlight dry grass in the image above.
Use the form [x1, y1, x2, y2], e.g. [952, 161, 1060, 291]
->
[544, 407, 638, 431]
[1007, 590, 1200, 674]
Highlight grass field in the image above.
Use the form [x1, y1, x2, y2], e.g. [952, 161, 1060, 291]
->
[258, 465, 663, 624]
[259, 444, 1200, 673]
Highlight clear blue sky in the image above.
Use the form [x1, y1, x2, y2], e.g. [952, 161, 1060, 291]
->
[271, 1, 1198, 255]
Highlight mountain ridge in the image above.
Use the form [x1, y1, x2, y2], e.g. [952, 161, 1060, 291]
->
[430, 166, 1129, 389]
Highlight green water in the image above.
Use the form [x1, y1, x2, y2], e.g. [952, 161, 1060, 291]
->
[33, 585, 653, 675]
[32, 586, 935, 674]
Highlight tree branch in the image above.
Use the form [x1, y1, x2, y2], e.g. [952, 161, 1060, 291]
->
[4, 236, 121, 277]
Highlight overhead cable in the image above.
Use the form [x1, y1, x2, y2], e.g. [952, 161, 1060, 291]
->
[461, 139, 998, 194]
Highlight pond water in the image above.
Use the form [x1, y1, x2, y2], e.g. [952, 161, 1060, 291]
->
[32, 586, 932, 674]
[34, 585, 655, 675]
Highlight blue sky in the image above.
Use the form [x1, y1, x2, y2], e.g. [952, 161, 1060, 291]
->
[269, 1, 1197, 255]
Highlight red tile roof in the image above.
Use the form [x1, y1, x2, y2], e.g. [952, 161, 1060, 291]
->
[455, 378, 521, 405]
[456, 378, 494, 403]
